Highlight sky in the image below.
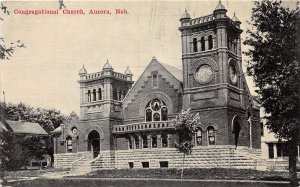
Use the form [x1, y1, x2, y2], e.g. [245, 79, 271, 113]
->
[0, 0, 297, 115]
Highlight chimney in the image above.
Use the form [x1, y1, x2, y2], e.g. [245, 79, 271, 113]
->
[18, 113, 24, 122]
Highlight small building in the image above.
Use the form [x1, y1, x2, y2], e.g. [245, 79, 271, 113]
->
[0, 110, 51, 169]
[260, 107, 300, 171]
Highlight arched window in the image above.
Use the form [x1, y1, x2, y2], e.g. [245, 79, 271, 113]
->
[146, 109, 152, 122]
[193, 38, 198, 52]
[201, 37, 205, 51]
[87, 90, 91, 102]
[128, 137, 133, 149]
[153, 113, 160, 121]
[66, 137, 72, 153]
[207, 127, 215, 145]
[98, 88, 102, 100]
[152, 135, 157, 148]
[208, 35, 213, 50]
[161, 107, 168, 121]
[93, 89, 96, 101]
[161, 134, 168, 148]
[142, 135, 148, 148]
[134, 136, 139, 149]
[195, 128, 202, 146]
[145, 99, 167, 121]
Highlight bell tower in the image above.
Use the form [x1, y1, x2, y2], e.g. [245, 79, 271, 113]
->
[179, 2, 244, 111]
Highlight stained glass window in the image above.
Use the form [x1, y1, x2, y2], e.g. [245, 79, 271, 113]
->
[145, 99, 167, 121]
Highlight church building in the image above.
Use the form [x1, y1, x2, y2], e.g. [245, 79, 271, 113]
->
[52, 2, 263, 170]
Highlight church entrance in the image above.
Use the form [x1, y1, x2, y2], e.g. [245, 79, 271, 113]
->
[233, 120, 241, 148]
[88, 130, 100, 158]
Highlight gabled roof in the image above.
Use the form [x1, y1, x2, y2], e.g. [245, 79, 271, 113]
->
[0, 116, 13, 132]
[52, 125, 62, 134]
[160, 62, 183, 82]
[6, 120, 48, 135]
[122, 57, 183, 113]
[65, 111, 79, 124]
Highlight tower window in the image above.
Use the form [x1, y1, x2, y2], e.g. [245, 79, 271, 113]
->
[93, 89, 96, 101]
[144, 99, 167, 122]
[208, 35, 213, 50]
[193, 38, 198, 52]
[153, 74, 158, 87]
[201, 37, 205, 51]
[98, 88, 102, 100]
[207, 126, 215, 145]
[260, 122, 264, 136]
[87, 90, 91, 102]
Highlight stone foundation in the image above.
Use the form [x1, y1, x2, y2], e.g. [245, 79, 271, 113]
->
[55, 146, 265, 171]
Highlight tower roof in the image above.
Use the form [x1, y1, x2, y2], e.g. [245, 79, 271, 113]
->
[103, 60, 113, 70]
[79, 65, 87, 75]
[214, 1, 227, 11]
[181, 9, 191, 20]
[124, 66, 132, 75]
[232, 12, 241, 23]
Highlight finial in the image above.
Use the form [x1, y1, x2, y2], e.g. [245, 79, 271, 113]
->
[152, 56, 156, 60]
[107, 59, 109, 63]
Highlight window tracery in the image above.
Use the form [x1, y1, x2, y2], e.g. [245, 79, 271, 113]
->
[145, 99, 168, 122]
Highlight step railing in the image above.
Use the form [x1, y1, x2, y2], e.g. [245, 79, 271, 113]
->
[71, 154, 86, 171]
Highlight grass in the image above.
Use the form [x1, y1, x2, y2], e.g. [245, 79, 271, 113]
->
[0, 168, 69, 182]
[76, 168, 294, 181]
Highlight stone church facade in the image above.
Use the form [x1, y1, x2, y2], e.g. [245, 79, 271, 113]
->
[53, 2, 263, 170]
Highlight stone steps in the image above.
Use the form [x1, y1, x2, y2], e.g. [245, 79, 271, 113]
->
[90, 147, 260, 170]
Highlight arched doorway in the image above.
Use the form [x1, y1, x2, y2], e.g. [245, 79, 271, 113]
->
[233, 119, 241, 148]
[88, 130, 100, 158]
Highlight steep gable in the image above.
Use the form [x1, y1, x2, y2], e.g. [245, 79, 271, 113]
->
[122, 57, 183, 123]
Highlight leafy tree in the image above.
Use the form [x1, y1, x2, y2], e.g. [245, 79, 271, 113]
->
[244, 1, 299, 185]
[0, 131, 47, 171]
[3, 102, 65, 133]
[0, 102, 66, 173]
[172, 108, 200, 179]
[0, 2, 25, 60]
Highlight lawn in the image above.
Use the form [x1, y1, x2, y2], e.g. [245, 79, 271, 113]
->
[78, 168, 294, 181]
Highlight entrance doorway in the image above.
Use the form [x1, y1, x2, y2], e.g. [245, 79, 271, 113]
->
[88, 130, 100, 158]
[233, 120, 241, 148]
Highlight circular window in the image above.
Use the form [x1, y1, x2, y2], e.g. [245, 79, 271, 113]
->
[229, 64, 238, 84]
[72, 127, 78, 134]
[196, 64, 213, 83]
